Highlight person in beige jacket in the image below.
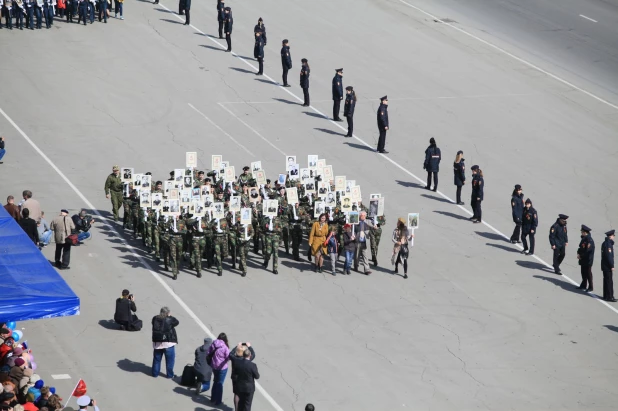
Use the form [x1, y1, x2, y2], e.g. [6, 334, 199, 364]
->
[50, 209, 75, 270]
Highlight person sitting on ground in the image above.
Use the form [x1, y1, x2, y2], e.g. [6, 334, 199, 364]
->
[19, 209, 39, 246]
[71, 210, 94, 243]
[37, 212, 52, 247]
[193, 337, 213, 396]
[114, 290, 140, 331]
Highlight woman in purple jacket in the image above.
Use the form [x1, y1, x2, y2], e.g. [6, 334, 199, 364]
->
[207, 332, 230, 405]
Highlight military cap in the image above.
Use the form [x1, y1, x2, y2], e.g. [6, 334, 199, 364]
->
[345, 86, 353, 91]
[470, 165, 479, 171]
[336, 68, 343, 72]
[581, 224, 591, 233]
[169, 171, 175, 176]
[380, 95, 388, 102]
[243, 166, 250, 171]
[156, 180, 162, 185]
[558, 214, 569, 220]
[301, 58, 308, 63]
[145, 172, 152, 176]
[266, 179, 271, 184]
[112, 165, 120, 171]
[514, 184, 522, 190]
[524, 198, 532, 204]
[224, 6, 231, 11]
[198, 171, 205, 175]
[205, 178, 211, 183]
[606, 229, 615, 237]
[282, 39, 289, 44]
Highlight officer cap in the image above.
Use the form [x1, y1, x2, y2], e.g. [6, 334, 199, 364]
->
[606, 229, 615, 237]
[430, 137, 436, 145]
[514, 184, 522, 190]
[156, 180, 163, 185]
[258, 17, 263, 21]
[170, 170, 175, 176]
[457, 150, 463, 155]
[243, 166, 250, 171]
[558, 214, 569, 220]
[380, 95, 388, 102]
[224, 6, 231, 11]
[283, 39, 289, 44]
[145, 172, 152, 176]
[198, 171, 205, 175]
[581, 224, 591, 233]
[345, 86, 353, 91]
[336, 68, 343, 72]
[525, 198, 532, 205]
[113, 165, 120, 171]
[301, 58, 308, 63]
[205, 178, 211, 183]
[266, 179, 271, 184]
[470, 165, 479, 171]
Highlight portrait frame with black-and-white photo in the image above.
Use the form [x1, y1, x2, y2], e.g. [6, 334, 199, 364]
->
[121, 167, 134, 183]
[140, 191, 151, 208]
[240, 207, 252, 225]
[249, 187, 261, 203]
[341, 194, 352, 213]
[174, 169, 184, 182]
[304, 181, 316, 194]
[308, 155, 318, 169]
[317, 181, 330, 198]
[286, 156, 297, 174]
[180, 189, 192, 206]
[264, 199, 279, 217]
[229, 195, 241, 212]
[192, 199, 205, 217]
[164, 181, 174, 197]
[141, 174, 152, 189]
[346, 180, 355, 193]
[169, 199, 180, 215]
[133, 173, 143, 189]
[251, 161, 262, 173]
[213, 202, 225, 219]
[314, 201, 325, 216]
[286, 187, 299, 205]
[151, 193, 163, 209]
[203, 193, 214, 208]
[300, 168, 311, 182]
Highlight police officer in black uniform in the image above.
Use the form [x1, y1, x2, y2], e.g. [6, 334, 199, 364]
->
[601, 229, 615, 302]
[254, 17, 266, 45]
[470, 166, 484, 223]
[254, 30, 265, 75]
[332, 68, 343, 121]
[280, 39, 292, 87]
[223, 6, 233, 52]
[343, 86, 356, 137]
[300, 58, 310, 106]
[577, 225, 595, 292]
[549, 214, 569, 275]
[376, 96, 389, 153]
[423, 137, 441, 191]
[521, 198, 538, 256]
[510, 184, 524, 243]
[216, 0, 224, 38]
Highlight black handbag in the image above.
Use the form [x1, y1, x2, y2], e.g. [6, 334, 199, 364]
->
[400, 243, 409, 259]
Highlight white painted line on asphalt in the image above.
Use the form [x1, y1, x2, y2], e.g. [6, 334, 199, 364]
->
[579, 14, 598, 23]
[0, 107, 285, 411]
[153, 2, 618, 316]
[51, 374, 72, 380]
[398, 0, 618, 111]
[187, 103, 255, 156]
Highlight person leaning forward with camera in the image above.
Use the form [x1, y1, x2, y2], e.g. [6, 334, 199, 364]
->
[76, 395, 100, 411]
[114, 289, 142, 331]
[151, 306, 179, 379]
[229, 342, 259, 411]
[72, 209, 95, 243]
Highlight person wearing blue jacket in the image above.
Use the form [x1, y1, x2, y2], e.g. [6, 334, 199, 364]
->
[423, 137, 441, 192]
[510, 184, 524, 243]
[326, 226, 338, 276]
[254, 31, 264, 75]
[280, 39, 292, 87]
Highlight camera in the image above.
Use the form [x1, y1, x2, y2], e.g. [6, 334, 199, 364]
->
[129, 294, 134, 300]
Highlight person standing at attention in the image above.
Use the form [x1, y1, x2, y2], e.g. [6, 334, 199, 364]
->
[280, 39, 292, 87]
[332, 68, 343, 121]
[376, 96, 389, 154]
[453, 150, 465, 205]
[223, 7, 233, 52]
[510, 184, 524, 244]
[343, 86, 356, 137]
[300, 58, 310, 106]
[601, 229, 615, 302]
[470, 165, 484, 223]
[423, 137, 441, 191]
[254, 30, 264, 75]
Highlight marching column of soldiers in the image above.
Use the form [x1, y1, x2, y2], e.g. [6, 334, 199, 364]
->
[105, 165, 386, 280]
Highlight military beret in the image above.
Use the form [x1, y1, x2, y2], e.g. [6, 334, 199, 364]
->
[558, 214, 569, 220]
[514, 184, 522, 190]
[243, 166, 250, 171]
[606, 229, 615, 237]
[470, 165, 479, 171]
[380, 95, 388, 102]
[581, 224, 591, 233]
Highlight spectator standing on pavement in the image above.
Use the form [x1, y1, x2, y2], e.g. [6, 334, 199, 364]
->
[151, 306, 179, 379]
[38, 211, 52, 247]
[50, 209, 75, 270]
[18, 208, 39, 245]
[0, 136, 5, 163]
[72, 210, 94, 242]
[229, 343, 259, 411]
[453, 150, 465, 205]
[20, 190, 41, 223]
[4, 196, 21, 221]
[423, 137, 441, 192]
[193, 337, 214, 395]
[207, 332, 230, 406]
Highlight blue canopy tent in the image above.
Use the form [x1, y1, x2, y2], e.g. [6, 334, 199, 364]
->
[0, 207, 80, 322]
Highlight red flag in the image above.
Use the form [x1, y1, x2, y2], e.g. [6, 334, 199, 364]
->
[72, 379, 87, 397]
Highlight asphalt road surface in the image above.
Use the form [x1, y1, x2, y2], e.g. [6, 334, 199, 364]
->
[1, 0, 617, 410]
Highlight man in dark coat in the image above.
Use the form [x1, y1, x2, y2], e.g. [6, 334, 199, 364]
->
[183, 0, 191, 25]
[280, 39, 292, 87]
[376, 96, 389, 154]
[510, 184, 524, 243]
[194, 337, 214, 395]
[332, 68, 343, 121]
[178, 0, 185, 15]
[18, 208, 39, 245]
[601, 229, 615, 302]
[549, 214, 569, 275]
[300, 58, 310, 106]
[254, 17, 266, 45]
[254, 31, 264, 75]
[229, 343, 259, 411]
[577, 224, 595, 292]
[224, 7, 233, 52]
[423, 137, 441, 191]
[114, 289, 139, 331]
[217, 0, 225, 38]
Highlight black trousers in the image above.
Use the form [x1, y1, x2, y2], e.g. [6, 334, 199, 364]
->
[456, 185, 462, 203]
[346, 116, 353, 136]
[333, 99, 341, 120]
[282, 67, 289, 85]
[257, 57, 263, 74]
[302, 88, 310, 106]
[226, 33, 232, 50]
[237, 391, 255, 411]
[522, 231, 535, 253]
[185, 8, 190, 24]
[377, 129, 387, 151]
[472, 199, 482, 221]
[580, 264, 593, 290]
[553, 246, 566, 270]
[426, 171, 438, 190]
[603, 270, 614, 299]
[395, 250, 408, 273]
[55, 243, 71, 267]
[511, 222, 522, 242]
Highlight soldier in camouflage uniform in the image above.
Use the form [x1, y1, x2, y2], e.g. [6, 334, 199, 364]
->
[252, 201, 263, 254]
[371, 215, 386, 266]
[187, 215, 206, 278]
[227, 211, 238, 270]
[122, 183, 133, 230]
[168, 214, 188, 280]
[237, 166, 253, 185]
[236, 219, 253, 277]
[277, 187, 291, 254]
[194, 170, 205, 187]
[262, 214, 281, 274]
[158, 216, 171, 269]
[130, 189, 140, 238]
[212, 214, 229, 276]
[203, 217, 215, 269]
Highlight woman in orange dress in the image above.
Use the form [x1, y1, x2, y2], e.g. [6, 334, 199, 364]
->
[309, 213, 329, 272]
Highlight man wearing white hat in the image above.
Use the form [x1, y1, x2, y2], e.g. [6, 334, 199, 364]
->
[77, 395, 100, 410]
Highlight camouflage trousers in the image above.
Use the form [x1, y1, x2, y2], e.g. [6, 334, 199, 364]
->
[371, 229, 382, 261]
[228, 234, 238, 266]
[151, 225, 160, 257]
[264, 233, 279, 271]
[291, 225, 302, 260]
[144, 221, 153, 248]
[160, 233, 170, 268]
[191, 235, 205, 276]
[238, 241, 249, 274]
[252, 222, 260, 253]
[214, 235, 228, 272]
[122, 199, 132, 229]
[203, 235, 214, 267]
[169, 234, 184, 277]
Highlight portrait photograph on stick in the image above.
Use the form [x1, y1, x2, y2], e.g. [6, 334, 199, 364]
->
[186, 151, 197, 169]
[308, 155, 318, 168]
[408, 213, 420, 229]
[251, 161, 262, 172]
[335, 176, 346, 192]
[174, 168, 184, 182]
[151, 193, 163, 209]
[348, 211, 359, 225]
[211, 155, 222, 171]
[122, 167, 134, 183]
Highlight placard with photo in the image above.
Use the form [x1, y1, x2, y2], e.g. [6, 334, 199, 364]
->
[183, 175, 193, 189]
[240, 207, 252, 225]
[174, 169, 184, 182]
[162, 200, 172, 214]
[164, 181, 174, 197]
[317, 181, 330, 198]
[151, 193, 163, 209]
[300, 168, 311, 182]
[192, 187, 201, 199]
[314, 201, 325, 216]
[249, 187, 261, 203]
[377, 197, 385, 217]
[224, 166, 235, 183]
[370, 193, 381, 199]
[304, 181, 316, 193]
[278, 174, 287, 186]
[325, 191, 336, 206]
[369, 198, 379, 218]
[180, 189, 192, 206]
[219, 161, 229, 176]
[323, 165, 333, 181]
[140, 191, 151, 208]
[121, 167, 134, 183]
[251, 161, 262, 173]
[141, 174, 152, 189]
[212, 155, 222, 171]
[408, 213, 420, 229]
[133, 173, 143, 188]
[286, 187, 299, 205]
[348, 211, 359, 225]
[351, 185, 362, 202]
[192, 200, 205, 217]
[201, 184, 211, 197]
[264, 199, 279, 217]
[213, 202, 225, 219]
[346, 180, 355, 193]
[288, 163, 299, 178]
[229, 195, 241, 212]
[186, 152, 198, 168]
[308, 155, 318, 169]
[286, 156, 297, 174]
[168, 188, 179, 200]
[255, 170, 266, 185]
[341, 195, 352, 213]
[203, 194, 214, 208]
[335, 176, 346, 192]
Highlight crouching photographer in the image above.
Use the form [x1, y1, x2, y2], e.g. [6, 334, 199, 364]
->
[72, 209, 95, 243]
[114, 289, 142, 331]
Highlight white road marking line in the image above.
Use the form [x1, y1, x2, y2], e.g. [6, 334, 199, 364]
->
[187, 103, 254, 156]
[579, 14, 598, 23]
[154, 2, 618, 316]
[51, 374, 71, 380]
[398, 0, 618, 111]
[0, 108, 285, 411]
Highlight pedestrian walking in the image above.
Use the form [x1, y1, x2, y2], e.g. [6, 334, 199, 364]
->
[392, 217, 414, 279]
[577, 225, 595, 292]
[453, 150, 465, 204]
[325, 226, 338, 276]
[354, 211, 374, 275]
[470, 165, 484, 223]
[50, 209, 75, 270]
[343, 86, 356, 137]
[549, 214, 569, 275]
[14, 0, 25, 29]
[216, 0, 224, 38]
[510, 184, 524, 243]
[601, 229, 615, 302]
[194, 337, 214, 395]
[151, 306, 179, 379]
[300, 58, 310, 106]
[97, 0, 106, 22]
[332, 68, 343, 121]
[309, 213, 328, 272]
[104, 165, 124, 221]
[229, 343, 259, 411]
[223, 7, 233, 52]
[280, 39, 292, 87]
[254, 31, 264, 75]
[183, 0, 190, 25]
[376, 96, 389, 153]
[207, 332, 230, 406]
[342, 223, 355, 274]
[423, 137, 441, 191]
[521, 199, 538, 255]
